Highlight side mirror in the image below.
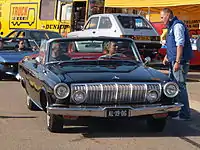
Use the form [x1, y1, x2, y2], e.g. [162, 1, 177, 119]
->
[144, 57, 151, 65]
[33, 56, 41, 68]
[35, 56, 41, 63]
[80, 26, 84, 31]
[33, 60, 38, 68]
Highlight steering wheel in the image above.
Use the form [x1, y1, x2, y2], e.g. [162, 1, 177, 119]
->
[55, 54, 71, 61]
[98, 53, 122, 60]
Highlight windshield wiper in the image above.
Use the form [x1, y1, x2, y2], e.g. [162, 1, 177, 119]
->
[46, 59, 141, 67]
[70, 56, 98, 60]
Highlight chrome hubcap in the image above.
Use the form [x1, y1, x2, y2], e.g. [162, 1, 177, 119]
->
[26, 96, 30, 106]
[47, 113, 50, 127]
[46, 101, 50, 127]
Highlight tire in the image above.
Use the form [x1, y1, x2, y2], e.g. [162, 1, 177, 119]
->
[47, 113, 64, 133]
[146, 118, 167, 132]
[26, 96, 39, 111]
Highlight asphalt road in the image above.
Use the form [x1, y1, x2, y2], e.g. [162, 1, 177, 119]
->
[1, 81, 200, 150]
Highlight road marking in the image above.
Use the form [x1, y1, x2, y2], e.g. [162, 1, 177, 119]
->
[179, 136, 200, 149]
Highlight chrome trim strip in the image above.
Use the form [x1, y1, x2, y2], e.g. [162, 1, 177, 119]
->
[144, 84, 148, 102]
[100, 84, 103, 103]
[129, 83, 133, 102]
[47, 103, 183, 117]
[115, 83, 118, 102]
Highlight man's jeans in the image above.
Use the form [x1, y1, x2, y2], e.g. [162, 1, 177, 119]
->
[169, 61, 191, 119]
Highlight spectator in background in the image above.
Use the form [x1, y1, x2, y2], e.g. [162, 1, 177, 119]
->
[0, 38, 4, 49]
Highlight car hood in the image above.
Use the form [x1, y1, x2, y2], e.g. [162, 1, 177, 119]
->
[67, 31, 84, 37]
[54, 65, 169, 83]
[0, 51, 38, 63]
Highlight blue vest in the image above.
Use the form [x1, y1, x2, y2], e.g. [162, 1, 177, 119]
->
[166, 17, 193, 63]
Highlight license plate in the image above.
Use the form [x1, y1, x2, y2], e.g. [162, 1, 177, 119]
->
[106, 109, 129, 117]
[134, 36, 151, 41]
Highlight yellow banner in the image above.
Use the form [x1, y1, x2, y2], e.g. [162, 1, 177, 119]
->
[105, 0, 200, 7]
[9, 3, 38, 29]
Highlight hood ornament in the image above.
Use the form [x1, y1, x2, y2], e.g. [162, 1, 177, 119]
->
[112, 76, 120, 80]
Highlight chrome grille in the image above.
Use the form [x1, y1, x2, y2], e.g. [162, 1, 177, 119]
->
[70, 83, 161, 104]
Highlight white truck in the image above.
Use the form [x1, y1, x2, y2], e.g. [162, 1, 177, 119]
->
[67, 13, 162, 65]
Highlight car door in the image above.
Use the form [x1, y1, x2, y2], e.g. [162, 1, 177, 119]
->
[21, 59, 40, 104]
[95, 16, 118, 37]
[78, 16, 100, 37]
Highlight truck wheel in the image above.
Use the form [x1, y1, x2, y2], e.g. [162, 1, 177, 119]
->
[26, 96, 39, 111]
[47, 113, 64, 133]
[146, 118, 166, 132]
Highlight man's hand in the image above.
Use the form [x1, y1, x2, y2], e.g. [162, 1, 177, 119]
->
[162, 55, 168, 65]
[173, 62, 180, 72]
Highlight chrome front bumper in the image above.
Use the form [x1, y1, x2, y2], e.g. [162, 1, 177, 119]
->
[47, 103, 183, 117]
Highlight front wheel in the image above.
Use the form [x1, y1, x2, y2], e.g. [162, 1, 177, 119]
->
[146, 118, 167, 132]
[47, 113, 64, 133]
[26, 96, 39, 111]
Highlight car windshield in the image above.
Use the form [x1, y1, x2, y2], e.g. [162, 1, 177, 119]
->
[117, 15, 151, 29]
[46, 38, 142, 72]
[29, 31, 62, 41]
[48, 38, 141, 62]
[0, 38, 33, 51]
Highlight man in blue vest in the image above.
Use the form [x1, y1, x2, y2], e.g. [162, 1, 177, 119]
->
[160, 8, 193, 120]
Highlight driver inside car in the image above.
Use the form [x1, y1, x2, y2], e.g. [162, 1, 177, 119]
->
[99, 41, 126, 59]
[50, 42, 70, 61]
[17, 40, 25, 51]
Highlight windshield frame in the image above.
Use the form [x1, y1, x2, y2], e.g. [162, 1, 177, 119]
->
[44, 37, 143, 65]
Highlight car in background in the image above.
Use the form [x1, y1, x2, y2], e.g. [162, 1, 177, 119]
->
[19, 37, 182, 133]
[5, 29, 63, 46]
[0, 37, 39, 80]
[67, 13, 162, 65]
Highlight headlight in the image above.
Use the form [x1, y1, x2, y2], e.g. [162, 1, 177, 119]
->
[163, 82, 179, 98]
[146, 90, 159, 103]
[72, 91, 86, 104]
[54, 83, 70, 99]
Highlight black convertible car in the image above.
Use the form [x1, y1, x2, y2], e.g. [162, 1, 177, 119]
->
[19, 37, 182, 133]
